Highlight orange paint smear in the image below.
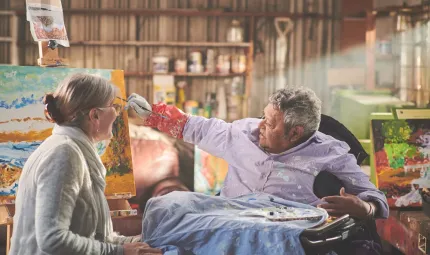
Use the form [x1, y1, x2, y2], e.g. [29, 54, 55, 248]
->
[0, 128, 52, 143]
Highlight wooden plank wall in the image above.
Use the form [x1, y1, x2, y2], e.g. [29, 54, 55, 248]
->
[5, 0, 340, 116]
[252, 0, 340, 115]
[0, 1, 11, 65]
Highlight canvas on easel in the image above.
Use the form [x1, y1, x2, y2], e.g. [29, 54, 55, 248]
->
[371, 118, 430, 207]
[0, 65, 135, 205]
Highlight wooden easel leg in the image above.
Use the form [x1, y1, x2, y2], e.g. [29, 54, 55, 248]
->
[6, 223, 12, 255]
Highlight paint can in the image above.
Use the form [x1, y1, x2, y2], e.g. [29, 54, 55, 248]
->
[189, 51, 203, 73]
[152, 55, 169, 73]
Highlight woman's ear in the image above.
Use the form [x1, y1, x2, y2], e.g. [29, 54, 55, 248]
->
[88, 108, 99, 121]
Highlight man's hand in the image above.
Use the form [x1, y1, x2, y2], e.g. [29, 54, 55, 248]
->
[125, 93, 152, 119]
[318, 187, 372, 219]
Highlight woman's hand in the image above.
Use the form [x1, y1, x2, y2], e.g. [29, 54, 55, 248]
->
[126, 93, 152, 119]
[123, 242, 161, 255]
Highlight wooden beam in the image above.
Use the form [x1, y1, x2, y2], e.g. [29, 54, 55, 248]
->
[10, 15, 19, 65]
[365, 11, 376, 90]
[13, 8, 340, 20]
[0, 11, 15, 16]
[124, 71, 246, 78]
[21, 40, 252, 47]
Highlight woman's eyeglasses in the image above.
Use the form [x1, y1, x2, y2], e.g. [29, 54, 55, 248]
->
[96, 97, 126, 116]
[112, 103, 123, 116]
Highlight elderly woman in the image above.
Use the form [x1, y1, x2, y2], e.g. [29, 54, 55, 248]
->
[10, 73, 160, 255]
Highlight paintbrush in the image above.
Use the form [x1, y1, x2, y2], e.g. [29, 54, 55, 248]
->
[117, 97, 168, 119]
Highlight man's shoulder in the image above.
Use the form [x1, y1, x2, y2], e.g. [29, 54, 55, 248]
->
[232, 118, 261, 139]
[313, 131, 351, 153]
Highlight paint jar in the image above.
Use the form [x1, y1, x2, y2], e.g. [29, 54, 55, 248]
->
[217, 55, 230, 74]
[153, 55, 169, 73]
[175, 59, 187, 73]
[205, 49, 216, 73]
[110, 210, 120, 217]
[189, 51, 203, 73]
[231, 54, 246, 73]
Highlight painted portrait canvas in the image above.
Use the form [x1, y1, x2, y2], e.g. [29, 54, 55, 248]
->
[0, 65, 135, 204]
[371, 119, 430, 208]
[194, 146, 228, 195]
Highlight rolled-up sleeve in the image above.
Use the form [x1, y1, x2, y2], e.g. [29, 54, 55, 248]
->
[327, 152, 389, 219]
[183, 116, 235, 158]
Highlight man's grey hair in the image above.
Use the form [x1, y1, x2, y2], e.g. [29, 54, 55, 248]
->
[268, 87, 321, 138]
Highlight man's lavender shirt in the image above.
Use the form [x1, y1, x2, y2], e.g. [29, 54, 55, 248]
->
[183, 116, 389, 218]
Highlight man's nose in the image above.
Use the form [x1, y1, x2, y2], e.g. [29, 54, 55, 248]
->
[258, 120, 265, 130]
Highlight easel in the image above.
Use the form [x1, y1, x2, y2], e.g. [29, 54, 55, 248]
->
[106, 193, 137, 218]
[38, 40, 137, 229]
[0, 39, 69, 255]
[0, 204, 14, 255]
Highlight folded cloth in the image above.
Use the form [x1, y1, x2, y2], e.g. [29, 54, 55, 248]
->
[142, 192, 328, 255]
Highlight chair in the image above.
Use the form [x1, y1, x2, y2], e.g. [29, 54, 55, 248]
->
[214, 114, 379, 254]
[299, 114, 380, 255]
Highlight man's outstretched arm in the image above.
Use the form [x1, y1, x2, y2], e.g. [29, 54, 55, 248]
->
[126, 93, 240, 158]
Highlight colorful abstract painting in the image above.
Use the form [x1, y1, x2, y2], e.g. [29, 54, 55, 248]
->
[371, 119, 430, 208]
[194, 146, 228, 195]
[0, 65, 135, 204]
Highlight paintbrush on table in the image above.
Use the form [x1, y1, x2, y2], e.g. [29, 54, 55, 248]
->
[117, 97, 168, 119]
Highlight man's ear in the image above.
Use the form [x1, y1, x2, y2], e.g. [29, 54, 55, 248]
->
[289, 126, 304, 143]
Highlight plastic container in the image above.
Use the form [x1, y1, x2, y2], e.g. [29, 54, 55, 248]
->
[227, 20, 244, 43]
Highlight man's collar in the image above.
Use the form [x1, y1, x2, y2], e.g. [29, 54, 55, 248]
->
[270, 131, 318, 156]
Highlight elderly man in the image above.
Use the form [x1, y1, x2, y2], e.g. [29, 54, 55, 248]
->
[126, 87, 388, 221]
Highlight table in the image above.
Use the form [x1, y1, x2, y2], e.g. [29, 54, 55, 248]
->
[376, 209, 430, 254]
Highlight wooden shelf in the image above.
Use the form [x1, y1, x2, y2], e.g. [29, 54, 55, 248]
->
[0, 37, 13, 43]
[14, 8, 339, 20]
[125, 72, 246, 78]
[0, 11, 15, 16]
[375, 54, 399, 61]
[20, 40, 251, 48]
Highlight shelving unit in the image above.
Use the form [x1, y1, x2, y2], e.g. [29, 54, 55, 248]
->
[365, 1, 430, 106]
[0, 10, 18, 65]
[21, 40, 252, 48]
[14, 8, 339, 20]
[125, 71, 246, 78]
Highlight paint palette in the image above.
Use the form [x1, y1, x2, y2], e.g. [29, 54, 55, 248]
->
[239, 206, 326, 222]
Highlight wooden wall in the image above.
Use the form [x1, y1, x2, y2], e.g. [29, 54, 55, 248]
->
[1, 0, 340, 116]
